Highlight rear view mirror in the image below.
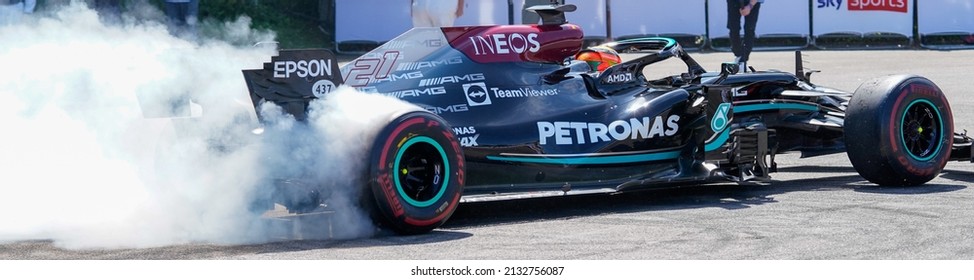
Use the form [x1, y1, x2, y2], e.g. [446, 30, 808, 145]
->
[720, 62, 739, 76]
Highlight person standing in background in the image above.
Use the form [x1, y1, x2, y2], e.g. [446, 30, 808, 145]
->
[0, 0, 34, 25]
[411, 0, 464, 27]
[94, 0, 122, 15]
[1, 0, 35, 13]
[727, 0, 763, 72]
[23, 0, 34, 13]
[93, 0, 123, 23]
[164, 0, 199, 39]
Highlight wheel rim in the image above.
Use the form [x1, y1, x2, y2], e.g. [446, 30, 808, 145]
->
[393, 136, 450, 207]
[899, 99, 944, 161]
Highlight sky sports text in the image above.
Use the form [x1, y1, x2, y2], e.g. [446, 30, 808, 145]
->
[817, 0, 908, 13]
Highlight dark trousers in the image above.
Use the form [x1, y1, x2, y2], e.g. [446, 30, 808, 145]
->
[165, 1, 200, 27]
[94, 0, 122, 21]
[727, 0, 761, 62]
[164, 0, 200, 38]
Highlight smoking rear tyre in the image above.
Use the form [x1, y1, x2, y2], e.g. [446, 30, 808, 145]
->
[367, 111, 465, 234]
[845, 75, 953, 186]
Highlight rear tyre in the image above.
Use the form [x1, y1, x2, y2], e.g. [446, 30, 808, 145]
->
[367, 111, 465, 234]
[845, 75, 953, 186]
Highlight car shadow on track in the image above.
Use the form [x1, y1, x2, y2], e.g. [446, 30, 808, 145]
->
[223, 165, 965, 254]
[0, 231, 477, 260]
[854, 184, 967, 195]
[13, 165, 965, 259]
[444, 184, 775, 230]
[236, 166, 967, 253]
[774, 165, 859, 174]
[443, 166, 967, 230]
[773, 165, 966, 194]
[228, 230, 475, 256]
[939, 168, 974, 182]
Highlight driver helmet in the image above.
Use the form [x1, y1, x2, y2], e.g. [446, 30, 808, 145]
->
[575, 45, 621, 72]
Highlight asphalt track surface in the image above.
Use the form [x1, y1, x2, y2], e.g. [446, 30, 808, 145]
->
[2, 49, 974, 260]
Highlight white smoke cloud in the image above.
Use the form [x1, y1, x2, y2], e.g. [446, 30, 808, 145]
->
[256, 89, 421, 240]
[0, 2, 413, 249]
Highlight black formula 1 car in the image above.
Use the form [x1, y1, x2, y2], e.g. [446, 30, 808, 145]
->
[241, 5, 973, 234]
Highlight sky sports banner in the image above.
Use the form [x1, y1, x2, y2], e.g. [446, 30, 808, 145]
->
[708, 0, 810, 40]
[812, 0, 913, 37]
[611, 0, 706, 39]
[916, 0, 974, 36]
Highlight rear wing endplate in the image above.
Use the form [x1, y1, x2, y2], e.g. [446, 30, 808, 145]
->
[242, 49, 343, 121]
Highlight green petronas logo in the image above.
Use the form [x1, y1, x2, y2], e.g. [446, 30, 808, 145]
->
[712, 103, 731, 132]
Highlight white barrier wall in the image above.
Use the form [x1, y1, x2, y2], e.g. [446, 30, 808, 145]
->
[707, 0, 810, 40]
[753, 0, 810, 36]
[811, 0, 913, 37]
[337, 0, 511, 51]
[511, 0, 529, 24]
[336, 0, 411, 46]
[567, 0, 608, 39]
[333, 0, 944, 52]
[454, 0, 511, 26]
[610, 0, 706, 39]
[917, 0, 974, 35]
[339, 1, 599, 48]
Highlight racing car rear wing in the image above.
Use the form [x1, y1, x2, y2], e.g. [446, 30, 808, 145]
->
[241, 49, 342, 121]
[526, 3, 577, 25]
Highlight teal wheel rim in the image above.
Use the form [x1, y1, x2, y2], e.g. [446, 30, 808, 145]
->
[393, 136, 450, 207]
[899, 99, 944, 161]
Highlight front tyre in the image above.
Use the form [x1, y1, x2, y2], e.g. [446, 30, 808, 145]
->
[368, 111, 465, 234]
[845, 75, 953, 186]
